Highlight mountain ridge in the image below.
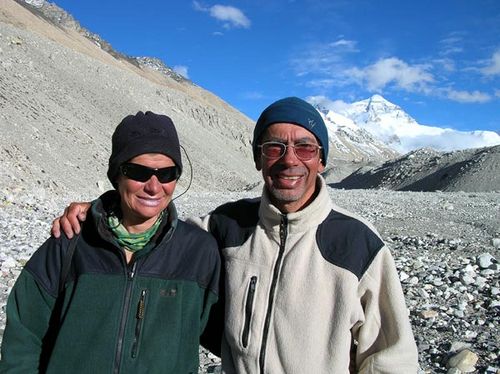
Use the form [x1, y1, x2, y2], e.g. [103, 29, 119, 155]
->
[332, 144, 500, 192]
[1, 0, 261, 200]
[316, 94, 500, 154]
[2, 0, 498, 196]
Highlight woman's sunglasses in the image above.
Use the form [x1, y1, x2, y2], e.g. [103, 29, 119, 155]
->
[120, 163, 179, 183]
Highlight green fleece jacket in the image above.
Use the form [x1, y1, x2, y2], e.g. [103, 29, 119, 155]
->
[0, 192, 220, 374]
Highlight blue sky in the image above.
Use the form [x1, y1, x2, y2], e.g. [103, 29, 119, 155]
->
[53, 0, 499, 132]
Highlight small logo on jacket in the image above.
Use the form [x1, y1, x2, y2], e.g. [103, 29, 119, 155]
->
[160, 288, 177, 297]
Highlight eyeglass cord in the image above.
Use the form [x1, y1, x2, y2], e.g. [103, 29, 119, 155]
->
[172, 144, 193, 202]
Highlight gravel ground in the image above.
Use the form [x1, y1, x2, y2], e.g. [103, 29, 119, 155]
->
[1, 186, 499, 373]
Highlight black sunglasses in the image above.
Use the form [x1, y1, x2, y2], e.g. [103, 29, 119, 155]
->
[120, 163, 179, 183]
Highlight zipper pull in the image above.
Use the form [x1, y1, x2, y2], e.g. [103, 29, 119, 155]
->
[137, 289, 147, 319]
[132, 289, 148, 358]
[249, 276, 257, 291]
[128, 261, 137, 280]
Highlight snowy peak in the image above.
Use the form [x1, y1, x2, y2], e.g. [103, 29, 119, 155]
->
[315, 94, 500, 154]
[341, 95, 418, 130]
[343, 94, 400, 116]
[366, 95, 417, 122]
[310, 100, 399, 164]
[366, 94, 399, 112]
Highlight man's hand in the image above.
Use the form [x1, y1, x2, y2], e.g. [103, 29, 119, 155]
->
[51, 202, 91, 238]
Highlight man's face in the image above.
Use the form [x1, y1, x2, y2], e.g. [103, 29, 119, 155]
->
[256, 123, 325, 213]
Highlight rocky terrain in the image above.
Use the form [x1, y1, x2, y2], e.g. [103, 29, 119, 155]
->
[333, 145, 500, 192]
[1, 1, 500, 373]
[0, 0, 261, 200]
[1, 186, 499, 373]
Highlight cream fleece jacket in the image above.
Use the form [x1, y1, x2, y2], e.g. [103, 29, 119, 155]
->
[191, 176, 418, 373]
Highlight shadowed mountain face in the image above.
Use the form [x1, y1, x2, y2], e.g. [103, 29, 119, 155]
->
[331, 145, 500, 192]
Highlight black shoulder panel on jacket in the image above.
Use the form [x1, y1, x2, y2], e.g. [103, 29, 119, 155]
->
[25, 220, 221, 296]
[316, 210, 384, 280]
[24, 236, 70, 298]
[138, 220, 220, 294]
[208, 198, 260, 249]
[200, 199, 260, 356]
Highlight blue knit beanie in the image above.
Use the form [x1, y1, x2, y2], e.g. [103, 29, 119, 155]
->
[253, 97, 328, 165]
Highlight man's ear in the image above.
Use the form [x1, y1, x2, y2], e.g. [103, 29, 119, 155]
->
[318, 160, 325, 173]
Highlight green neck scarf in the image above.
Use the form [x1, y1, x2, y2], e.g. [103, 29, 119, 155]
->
[107, 211, 165, 253]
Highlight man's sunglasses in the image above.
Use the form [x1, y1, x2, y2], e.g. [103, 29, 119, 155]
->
[120, 163, 179, 183]
[258, 141, 322, 161]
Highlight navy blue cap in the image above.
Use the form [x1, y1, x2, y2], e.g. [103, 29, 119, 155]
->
[253, 97, 328, 165]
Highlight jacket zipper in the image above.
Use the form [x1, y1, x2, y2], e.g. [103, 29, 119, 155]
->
[259, 215, 288, 374]
[242, 276, 257, 348]
[131, 289, 148, 358]
[113, 261, 137, 374]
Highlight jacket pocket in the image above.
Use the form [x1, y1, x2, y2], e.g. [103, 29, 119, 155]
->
[242, 276, 257, 348]
[131, 289, 148, 358]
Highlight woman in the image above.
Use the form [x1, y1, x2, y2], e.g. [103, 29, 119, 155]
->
[0, 111, 220, 373]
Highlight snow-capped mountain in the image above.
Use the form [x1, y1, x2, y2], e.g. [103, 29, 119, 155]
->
[313, 95, 500, 154]
[316, 107, 399, 163]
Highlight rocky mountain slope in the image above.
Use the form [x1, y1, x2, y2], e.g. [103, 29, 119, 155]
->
[333, 145, 500, 192]
[1, 0, 261, 202]
[0, 0, 409, 193]
[3, 1, 498, 195]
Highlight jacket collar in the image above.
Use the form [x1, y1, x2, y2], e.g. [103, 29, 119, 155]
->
[259, 175, 332, 234]
[90, 190, 178, 254]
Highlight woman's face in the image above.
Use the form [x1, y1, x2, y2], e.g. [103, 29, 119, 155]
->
[117, 153, 177, 233]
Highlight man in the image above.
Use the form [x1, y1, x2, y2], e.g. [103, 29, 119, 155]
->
[52, 97, 419, 373]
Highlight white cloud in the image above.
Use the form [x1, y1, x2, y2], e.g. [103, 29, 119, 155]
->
[306, 78, 337, 89]
[293, 52, 435, 95]
[438, 32, 465, 56]
[395, 129, 500, 153]
[328, 39, 358, 52]
[292, 40, 495, 107]
[495, 89, 500, 98]
[433, 58, 456, 73]
[290, 39, 358, 78]
[192, 1, 207, 11]
[193, 1, 250, 29]
[345, 57, 434, 92]
[173, 65, 189, 79]
[480, 50, 500, 76]
[242, 91, 265, 100]
[446, 89, 491, 103]
[306, 95, 350, 112]
[211, 5, 250, 28]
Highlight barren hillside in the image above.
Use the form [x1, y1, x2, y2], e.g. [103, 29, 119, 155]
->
[0, 0, 260, 202]
[332, 145, 500, 192]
